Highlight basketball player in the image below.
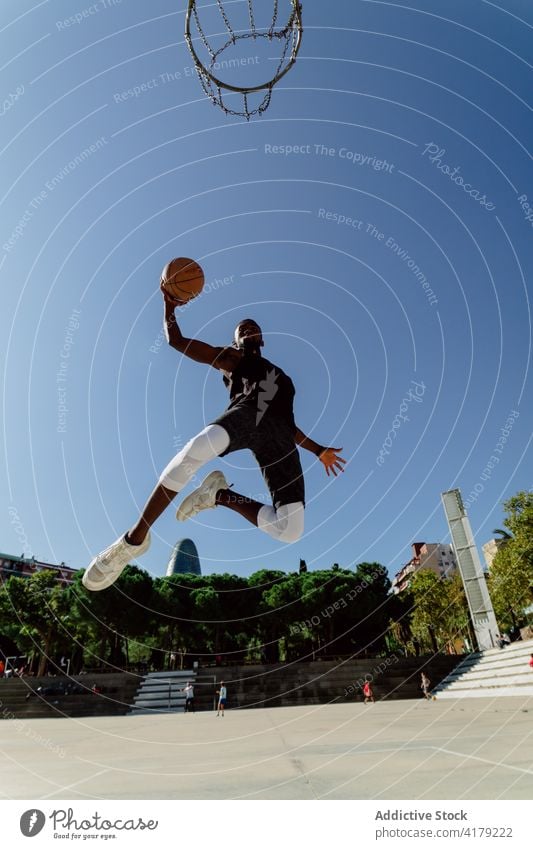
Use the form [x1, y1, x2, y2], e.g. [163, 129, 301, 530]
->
[83, 285, 345, 590]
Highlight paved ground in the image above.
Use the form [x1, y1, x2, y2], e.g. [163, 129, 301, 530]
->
[2, 697, 533, 800]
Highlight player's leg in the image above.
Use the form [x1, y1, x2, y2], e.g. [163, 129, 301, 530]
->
[125, 483, 178, 547]
[245, 433, 305, 542]
[215, 490, 304, 542]
[128, 424, 230, 544]
[178, 472, 304, 541]
[214, 488, 262, 525]
[83, 424, 230, 591]
[176, 414, 305, 543]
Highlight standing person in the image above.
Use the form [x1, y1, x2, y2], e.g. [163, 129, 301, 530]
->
[216, 681, 227, 717]
[362, 680, 374, 704]
[420, 672, 433, 700]
[529, 654, 533, 670]
[82, 283, 346, 591]
[184, 681, 194, 713]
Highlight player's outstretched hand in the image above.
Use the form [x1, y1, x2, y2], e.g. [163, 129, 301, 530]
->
[160, 280, 186, 307]
[318, 447, 346, 477]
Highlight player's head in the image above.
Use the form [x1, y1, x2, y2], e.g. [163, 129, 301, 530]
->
[233, 319, 264, 352]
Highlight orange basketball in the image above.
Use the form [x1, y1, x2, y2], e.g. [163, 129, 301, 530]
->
[161, 257, 204, 302]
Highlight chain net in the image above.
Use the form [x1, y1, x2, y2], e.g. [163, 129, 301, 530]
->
[185, 1, 303, 119]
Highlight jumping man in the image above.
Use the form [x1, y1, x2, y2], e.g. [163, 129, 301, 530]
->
[83, 283, 346, 591]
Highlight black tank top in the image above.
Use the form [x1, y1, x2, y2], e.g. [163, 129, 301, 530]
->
[223, 353, 296, 431]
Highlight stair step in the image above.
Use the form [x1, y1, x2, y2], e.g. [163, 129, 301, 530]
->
[443, 666, 533, 683]
[129, 707, 186, 714]
[440, 674, 533, 690]
[127, 670, 198, 715]
[436, 685, 533, 699]
[141, 670, 196, 679]
[433, 640, 533, 698]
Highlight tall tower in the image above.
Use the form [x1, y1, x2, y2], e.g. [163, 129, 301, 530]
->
[166, 539, 202, 576]
[441, 488, 499, 651]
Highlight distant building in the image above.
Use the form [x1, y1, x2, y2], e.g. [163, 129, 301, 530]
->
[482, 538, 507, 570]
[392, 542, 458, 594]
[166, 539, 202, 576]
[0, 552, 77, 587]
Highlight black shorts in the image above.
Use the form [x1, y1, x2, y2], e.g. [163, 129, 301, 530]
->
[211, 405, 305, 508]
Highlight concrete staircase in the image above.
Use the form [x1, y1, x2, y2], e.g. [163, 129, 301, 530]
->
[129, 670, 196, 714]
[128, 669, 220, 714]
[433, 639, 533, 698]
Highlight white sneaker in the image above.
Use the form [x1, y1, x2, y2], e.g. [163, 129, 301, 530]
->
[176, 470, 228, 521]
[82, 532, 151, 592]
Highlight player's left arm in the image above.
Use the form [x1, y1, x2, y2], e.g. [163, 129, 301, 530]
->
[294, 426, 346, 477]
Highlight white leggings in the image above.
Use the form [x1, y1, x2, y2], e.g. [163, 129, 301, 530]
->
[158, 424, 304, 543]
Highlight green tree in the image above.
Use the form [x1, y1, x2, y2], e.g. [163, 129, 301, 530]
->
[489, 491, 533, 628]
[204, 573, 251, 659]
[72, 565, 155, 669]
[493, 528, 512, 541]
[408, 570, 468, 653]
[386, 591, 414, 654]
[152, 573, 205, 666]
[348, 563, 392, 654]
[0, 571, 70, 674]
[259, 563, 392, 661]
[443, 573, 470, 650]
[247, 570, 288, 662]
[260, 573, 303, 662]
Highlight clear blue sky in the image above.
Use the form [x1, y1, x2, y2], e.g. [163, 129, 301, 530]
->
[1, 0, 531, 581]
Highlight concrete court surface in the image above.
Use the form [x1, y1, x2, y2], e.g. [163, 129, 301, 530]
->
[1, 697, 533, 800]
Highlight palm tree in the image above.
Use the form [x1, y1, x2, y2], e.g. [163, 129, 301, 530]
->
[493, 528, 512, 541]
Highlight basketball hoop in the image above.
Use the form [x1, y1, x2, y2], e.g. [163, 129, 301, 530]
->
[185, 1, 303, 119]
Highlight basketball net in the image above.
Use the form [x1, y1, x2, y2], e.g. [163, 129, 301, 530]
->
[185, 1, 303, 119]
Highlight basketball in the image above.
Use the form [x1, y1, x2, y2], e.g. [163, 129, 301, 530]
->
[161, 257, 204, 303]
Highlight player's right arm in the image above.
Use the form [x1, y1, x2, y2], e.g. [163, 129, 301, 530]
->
[161, 285, 240, 372]
[294, 425, 346, 477]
